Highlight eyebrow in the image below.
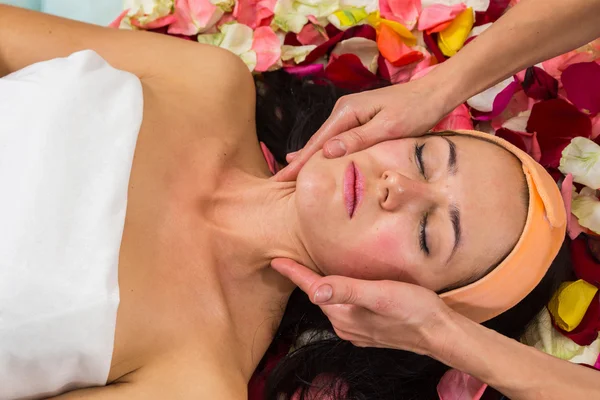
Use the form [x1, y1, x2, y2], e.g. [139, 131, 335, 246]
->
[443, 137, 460, 259]
[442, 136, 458, 175]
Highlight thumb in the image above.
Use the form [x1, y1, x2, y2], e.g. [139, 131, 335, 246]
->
[323, 118, 391, 159]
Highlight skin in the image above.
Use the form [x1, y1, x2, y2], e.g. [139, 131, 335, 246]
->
[295, 135, 527, 292]
[0, 6, 526, 399]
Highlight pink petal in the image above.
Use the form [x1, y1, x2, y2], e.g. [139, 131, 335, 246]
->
[472, 79, 521, 121]
[234, 0, 276, 29]
[297, 23, 329, 46]
[562, 62, 600, 116]
[592, 115, 600, 140]
[109, 9, 129, 28]
[385, 47, 437, 84]
[560, 173, 577, 239]
[168, 0, 221, 36]
[252, 26, 282, 72]
[380, 0, 421, 30]
[543, 51, 597, 80]
[432, 104, 474, 131]
[417, 4, 467, 31]
[137, 14, 178, 29]
[437, 369, 487, 400]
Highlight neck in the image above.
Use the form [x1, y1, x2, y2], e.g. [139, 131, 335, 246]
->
[200, 168, 318, 377]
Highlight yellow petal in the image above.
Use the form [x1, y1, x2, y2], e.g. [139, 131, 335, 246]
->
[437, 7, 474, 57]
[330, 8, 369, 28]
[548, 280, 598, 332]
[379, 19, 416, 46]
[366, 10, 381, 28]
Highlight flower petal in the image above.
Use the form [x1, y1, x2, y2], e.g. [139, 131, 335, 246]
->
[297, 23, 329, 46]
[324, 53, 380, 90]
[252, 26, 282, 72]
[572, 188, 600, 235]
[331, 37, 379, 73]
[437, 369, 487, 400]
[432, 104, 474, 131]
[562, 62, 600, 116]
[377, 24, 424, 67]
[234, 0, 277, 28]
[522, 66, 559, 101]
[559, 137, 600, 189]
[379, 19, 417, 46]
[437, 7, 474, 57]
[281, 44, 318, 63]
[283, 63, 325, 77]
[168, 0, 223, 35]
[422, 0, 489, 13]
[556, 288, 600, 347]
[528, 99, 592, 168]
[417, 3, 467, 32]
[571, 237, 600, 288]
[468, 77, 517, 113]
[475, 0, 510, 25]
[379, 0, 421, 30]
[328, 8, 369, 30]
[548, 280, 599, 332]
[384, 46, 436, 83]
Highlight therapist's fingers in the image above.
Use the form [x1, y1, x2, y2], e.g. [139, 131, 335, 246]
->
[271, 257, 393, 310]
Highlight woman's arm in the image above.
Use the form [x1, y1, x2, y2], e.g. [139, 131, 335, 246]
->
[430, 312, 600, 400]
[432, 0, 600, 115]
[276, 0, 600, 181]
[271, 259, 600, 400]
[0, 5, 251, 89]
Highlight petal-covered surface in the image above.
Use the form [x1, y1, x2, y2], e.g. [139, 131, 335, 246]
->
[562, 62, 600, 116]
[548, 280, 599, 332]
[331, 37, 380, 73]
[418, 3, 467, 31]
[437, 7, 474, 57]
[437, 369, 487, 400]
[560, 137, 600, 189]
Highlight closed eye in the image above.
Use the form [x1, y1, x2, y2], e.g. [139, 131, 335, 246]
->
[420, 213, 430, 256]
[415, 143, 427, 179]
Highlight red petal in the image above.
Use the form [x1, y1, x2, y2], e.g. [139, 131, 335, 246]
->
[522, 66, 559, 101]
[475, 0, 511, 25]
[571, 237, 600, 287]
[555, 292, 600, 346]
[496, 128, 528, 152]
[527, 99, 592, 167]
[422, 31, 446, 63]
[562, 62, 600, 116]
[302, 25, 376, 65]
[324, 54, 380, 91]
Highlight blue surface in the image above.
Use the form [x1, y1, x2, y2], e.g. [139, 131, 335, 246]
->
[0, 0, 123, 25]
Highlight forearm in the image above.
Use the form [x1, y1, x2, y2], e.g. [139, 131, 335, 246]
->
[425, 0, 600, 114]
[429, 311, 600, 400]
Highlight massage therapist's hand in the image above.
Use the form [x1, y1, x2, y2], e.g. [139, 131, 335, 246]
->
[271, 258, 453, 355]
[274, 77, 447, 182]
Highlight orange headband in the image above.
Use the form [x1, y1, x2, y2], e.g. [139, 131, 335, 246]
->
[439, 130, 566, 323]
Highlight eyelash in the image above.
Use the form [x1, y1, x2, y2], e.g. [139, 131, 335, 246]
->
[415, 143, 429, 256]
[420, 213, 430, 255]
[415, 143, 426, 179]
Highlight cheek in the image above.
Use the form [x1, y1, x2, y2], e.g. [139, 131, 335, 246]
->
[331, 224, 411, 281]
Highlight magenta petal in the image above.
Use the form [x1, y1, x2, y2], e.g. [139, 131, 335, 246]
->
[472, 79, 520, 121]
[522, 66, 559, 101]
[562, 62, 600, 116]
[283, 64, 325, 78]
[324, 54, 379, 90]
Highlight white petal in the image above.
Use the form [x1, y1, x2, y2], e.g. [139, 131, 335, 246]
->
[339, 0, 378, 13]
[501, 110, 531, 132]
[467, 77, 513, 112]
[240, 50, 258, 71]
[331, 37, 379, 73]
[197, 32, 225, 46]
[559, 137, 600, 189]
[421, 0, 489, 12]
[219, 23, 255, 55]
[571, 187, 600, 234]
[467, 22, 492, 39]
[281, 45, 318, 63]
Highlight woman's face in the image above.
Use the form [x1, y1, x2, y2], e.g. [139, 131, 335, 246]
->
[294, 134, 528, 292]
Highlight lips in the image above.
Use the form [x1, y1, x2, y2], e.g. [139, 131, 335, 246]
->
[343, 162, 364, 218]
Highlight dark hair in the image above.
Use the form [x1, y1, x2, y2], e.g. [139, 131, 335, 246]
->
[254, 70, 574, 400]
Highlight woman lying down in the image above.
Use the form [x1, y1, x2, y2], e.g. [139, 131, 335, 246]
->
[0, 5, 570, 400]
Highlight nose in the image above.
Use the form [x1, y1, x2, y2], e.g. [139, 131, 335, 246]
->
[379, 170, 437, 211]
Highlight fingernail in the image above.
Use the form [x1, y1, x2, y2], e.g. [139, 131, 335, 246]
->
[314, 285, 333, 304]
[325, 140, 347, 158]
